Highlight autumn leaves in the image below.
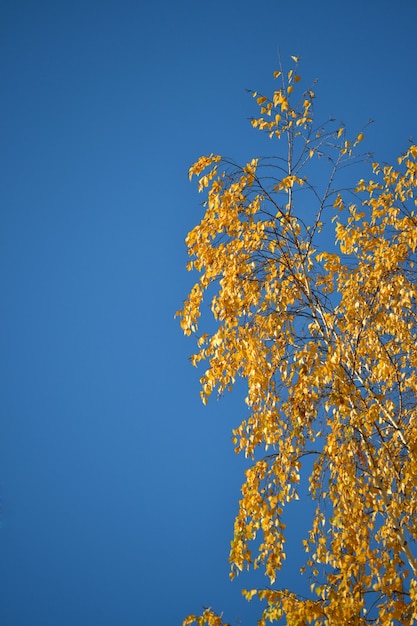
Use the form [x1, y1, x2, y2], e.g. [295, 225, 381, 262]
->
[179, 59, 417, 624]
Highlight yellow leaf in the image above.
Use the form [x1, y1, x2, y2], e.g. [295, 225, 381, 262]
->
[243, 589, 258, 600]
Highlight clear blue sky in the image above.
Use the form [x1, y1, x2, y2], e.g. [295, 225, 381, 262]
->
[1, 1, 416, 624]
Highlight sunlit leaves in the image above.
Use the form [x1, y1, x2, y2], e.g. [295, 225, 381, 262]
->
[183, 608, 229, 626]
[179, 59, 417, 625]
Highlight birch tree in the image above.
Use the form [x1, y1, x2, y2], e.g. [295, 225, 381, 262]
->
[177, 58, 417, 625]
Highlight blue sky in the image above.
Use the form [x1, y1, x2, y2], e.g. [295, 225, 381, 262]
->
[1, 1, 416, 624]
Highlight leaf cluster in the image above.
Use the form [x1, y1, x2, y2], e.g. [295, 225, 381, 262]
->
[178, 59, 417, 625]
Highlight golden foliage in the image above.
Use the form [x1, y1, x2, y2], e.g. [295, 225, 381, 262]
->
[178, 59, 417, 624]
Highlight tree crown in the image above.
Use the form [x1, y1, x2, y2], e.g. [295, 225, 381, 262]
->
[178, 59, 417, 625]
